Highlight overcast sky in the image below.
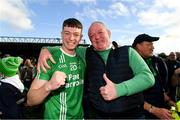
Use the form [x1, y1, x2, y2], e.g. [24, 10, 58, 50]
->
[0, 0, 180, 55]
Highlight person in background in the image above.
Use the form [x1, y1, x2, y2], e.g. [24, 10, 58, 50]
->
[132, 33, 176, 119]
[20, 59, 35, 91]
[26, 18, 86, 119]
[0, 56, 24, 119]
[37, 21, 155, 119]
[171, 67, 180, 102]
[158, 52, 167, 61]
[2, 54, 11, 58]
[166, 52, 180, 102]
[175, 52, 180, 62]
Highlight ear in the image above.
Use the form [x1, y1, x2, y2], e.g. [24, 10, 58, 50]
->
[135, 43, 141, 50]
[78, 34, 83, 43]
[61, 31, 63, 37]
[107, 29, 111, 37]
[81, 34, 83, 40]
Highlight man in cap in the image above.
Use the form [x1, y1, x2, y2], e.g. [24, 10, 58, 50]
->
[132, 33, 176, 119]
[0, 56, 24, 119]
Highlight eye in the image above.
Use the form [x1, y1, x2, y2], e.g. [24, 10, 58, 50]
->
[89, 34, 94, 38]
[74, 33, 81, 37]
[64, 32, 70, 36]
[98, 31, 103, 35]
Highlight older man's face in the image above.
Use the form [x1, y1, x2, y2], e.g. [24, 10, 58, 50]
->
[88, 23, 111, 51]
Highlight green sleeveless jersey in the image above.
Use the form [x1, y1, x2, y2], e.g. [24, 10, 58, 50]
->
[37, 47, 86, 119]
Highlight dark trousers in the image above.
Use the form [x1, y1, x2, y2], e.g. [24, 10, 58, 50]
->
[84, 102, 145, 119]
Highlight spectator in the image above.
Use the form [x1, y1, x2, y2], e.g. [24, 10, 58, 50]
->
[3, 54, 10, 58]
[37, 21, 155, 119]
[166, 52, 180, 101]
[0, 56, 24, 119]
[20, 58, 36, 91]
[132, 33, 175, 119]
[158, 52, 167, 61]
[175, 52, 180, 62]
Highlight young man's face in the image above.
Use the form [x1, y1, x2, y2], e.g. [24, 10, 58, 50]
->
[61, 26, 82, 54]
[88, 23, 111, 51]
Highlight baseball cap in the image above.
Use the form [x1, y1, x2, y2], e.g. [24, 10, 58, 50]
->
[132, 33, 159, 48]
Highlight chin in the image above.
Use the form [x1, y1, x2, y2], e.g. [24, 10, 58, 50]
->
[96, 48, 104, 51]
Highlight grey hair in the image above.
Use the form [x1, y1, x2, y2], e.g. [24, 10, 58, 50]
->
[88, 21, 107, 35]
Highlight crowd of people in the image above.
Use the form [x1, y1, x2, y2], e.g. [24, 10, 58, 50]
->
[0, 18, 180, 119]
[0, 55, 39, 118]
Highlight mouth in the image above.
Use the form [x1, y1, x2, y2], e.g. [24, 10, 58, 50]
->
[67, 42, 75, 45]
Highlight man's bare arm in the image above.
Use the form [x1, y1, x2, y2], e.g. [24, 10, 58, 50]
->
[26, 78, 51, 106]
[27, 71, 66, 106]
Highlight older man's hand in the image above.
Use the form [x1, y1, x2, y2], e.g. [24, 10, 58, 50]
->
[99, 73, 117, 101]
[37, 48, 55, 73]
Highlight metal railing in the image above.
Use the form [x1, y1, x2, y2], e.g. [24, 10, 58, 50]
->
[0, 36, 86, 44]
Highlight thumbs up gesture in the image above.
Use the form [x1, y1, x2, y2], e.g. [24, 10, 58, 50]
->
[99, 73, 117, 101]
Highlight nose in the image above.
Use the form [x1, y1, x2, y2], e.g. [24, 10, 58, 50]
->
[95, 33, 100, 40]
[69, 34, 74, 40]
[152, 45, 154, 50]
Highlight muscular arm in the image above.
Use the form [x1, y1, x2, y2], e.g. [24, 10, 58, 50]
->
[27, 71, 66, 106]
[115, 47, 155, 97]
[26, 78, 51, 106]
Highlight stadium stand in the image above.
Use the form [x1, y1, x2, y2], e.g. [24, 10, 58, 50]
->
[0, 36, 88, 58]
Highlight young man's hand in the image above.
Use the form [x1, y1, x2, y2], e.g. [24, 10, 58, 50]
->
[45, 71, 66, 91]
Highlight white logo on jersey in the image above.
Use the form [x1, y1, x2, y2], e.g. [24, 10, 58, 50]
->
[70, 64, 77, 71]
[65, 79, 84, 88]
[68, 74, 79, 81]
[58, 64, 67, 69]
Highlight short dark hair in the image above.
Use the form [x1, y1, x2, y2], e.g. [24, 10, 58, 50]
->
[62, 18, 83, 30]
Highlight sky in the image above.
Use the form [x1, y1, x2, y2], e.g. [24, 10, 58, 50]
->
[0, 0, 180, 55]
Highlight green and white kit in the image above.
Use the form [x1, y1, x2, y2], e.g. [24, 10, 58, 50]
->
[37, 47, 86, 119]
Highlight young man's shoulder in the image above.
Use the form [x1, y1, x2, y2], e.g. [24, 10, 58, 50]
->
[76, 46, 87, 52]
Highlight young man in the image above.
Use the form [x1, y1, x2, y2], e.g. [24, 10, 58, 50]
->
[26, 18, 86, 119]
[37, 21, 155, 119]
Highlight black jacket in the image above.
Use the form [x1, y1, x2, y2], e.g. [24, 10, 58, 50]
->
[143, 56, 168, 118]
[84, 46, 143, 114]
[0, 81, 24, 119]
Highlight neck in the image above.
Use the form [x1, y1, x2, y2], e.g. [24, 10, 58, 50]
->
[61, 46, 76, 55]
[60, 47, 76, 57]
